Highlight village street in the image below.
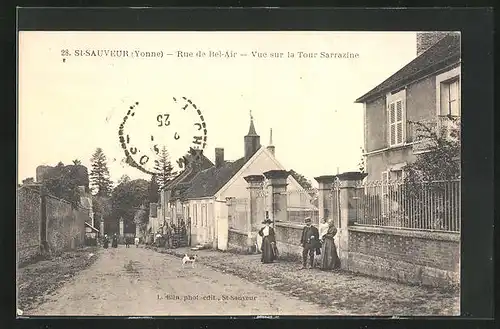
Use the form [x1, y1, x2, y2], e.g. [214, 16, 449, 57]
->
[26, 246, 336, 316]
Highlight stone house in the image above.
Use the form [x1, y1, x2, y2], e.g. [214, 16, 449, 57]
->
[147, 150, 214, 240]
[355, 32, 461, 182]
[154, 114, 313, 249]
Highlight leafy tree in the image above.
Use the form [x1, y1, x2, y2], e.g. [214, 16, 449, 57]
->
[22, 177, 35, 185]
[90, 148, 113, 196]
[133, 204, 149, 238]
[289, 169, 313, 190]
[111, 178, 149, 232]
[92, 195, 112, 229]
[149, 175, 160, 203]
[154, 146, 177, 190]
[117, 174, 131, 185]
[72, 159, 82, 165]
[398, 116, 461, 230]
[43, 164, 82, 207]
[404, 116, 460, 184]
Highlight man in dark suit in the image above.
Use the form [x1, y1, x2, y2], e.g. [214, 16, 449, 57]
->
[300, 217, 320, 269]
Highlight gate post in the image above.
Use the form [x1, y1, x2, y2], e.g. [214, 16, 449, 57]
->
[244, 174, 265, 253]
[314, 175, 337, 227]
[263, 170, 290, 225]
[119, 217, 124, 242]
[336, 171, 367, 269]
[218, 197, 234, 251]
[100, 216, 105, 237]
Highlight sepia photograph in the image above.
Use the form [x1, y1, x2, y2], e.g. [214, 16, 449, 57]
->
[17, 29, 461, 317]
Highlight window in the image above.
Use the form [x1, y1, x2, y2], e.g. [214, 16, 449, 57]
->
[204, 205, 208, 227]
[201, 204, 206, 227]
[390, 169, 404, 181]
[387, 99, 406, 146]
[440, 78, 460, 116]
[193, 204, 198, 226]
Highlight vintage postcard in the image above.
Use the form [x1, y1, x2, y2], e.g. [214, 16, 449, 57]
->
[17, 30, 461, 316]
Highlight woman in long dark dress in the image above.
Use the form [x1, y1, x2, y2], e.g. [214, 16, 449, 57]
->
[111, 234, 118, 248]
[103, 234, 109, 249]
[258, 219, 277, 264]
[320, 221, 341, 270]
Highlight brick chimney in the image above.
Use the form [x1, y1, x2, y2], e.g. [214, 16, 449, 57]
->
[416, 32, 452, 57]
[266, 128, 275, 156]
[215, 148, 224, 168]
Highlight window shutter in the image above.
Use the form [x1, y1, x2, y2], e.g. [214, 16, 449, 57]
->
[440, 82, 450, 116]
[389, 102, 396, 145]
[396, 100, 403, 144]
[450, 80, 460, 116]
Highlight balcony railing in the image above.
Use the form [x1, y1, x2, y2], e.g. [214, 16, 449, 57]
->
[407, 115, 460, 152]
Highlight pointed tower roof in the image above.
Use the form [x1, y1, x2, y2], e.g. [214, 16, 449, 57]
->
[246, 110, 259, 136]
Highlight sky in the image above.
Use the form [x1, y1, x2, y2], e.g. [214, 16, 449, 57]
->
[18, 31, 418, 187]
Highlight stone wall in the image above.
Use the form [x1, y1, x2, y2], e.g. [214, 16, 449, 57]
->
[227, 229, 248, 253]
[347, 226, 460, 288]
[17, 187, 42, 264]
[17, 186, 88, 263]
[45, 196, 86, 254]
[274, 222, 304, 259]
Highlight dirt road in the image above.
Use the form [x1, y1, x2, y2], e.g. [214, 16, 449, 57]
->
[27, 245, 337, 316]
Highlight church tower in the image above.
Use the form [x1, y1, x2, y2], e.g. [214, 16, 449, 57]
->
[244, 110, 261, 160]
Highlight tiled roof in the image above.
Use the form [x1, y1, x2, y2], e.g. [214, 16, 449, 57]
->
[355, 33, 460, 103]
[165, 153, 214, 190]
[183, 157, 249, 199]
[247, 118, 258, 136]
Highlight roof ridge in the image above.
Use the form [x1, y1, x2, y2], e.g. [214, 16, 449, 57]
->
[355, 34, 460, 103]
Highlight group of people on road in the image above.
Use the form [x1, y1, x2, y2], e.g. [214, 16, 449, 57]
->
[258, 214, 341, 271]
[102, 233, 118, 249]
[155, 218, 190, 249]
[102, 233, 140, 249]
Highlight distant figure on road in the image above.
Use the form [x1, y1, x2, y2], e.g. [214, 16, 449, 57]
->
[258, 219, 277, 264]
[172, 223, 179, 248]
[111, 234, 118, 248]
[164, 223, 172, 248]
[300, 217, 321, 269]
[103, 234, 109, 249]
[319, 220, 341, 271]
[186, 217, 192, 247]
[180, 219, 187, 247]
[134, 236, 140, 247]
[125, 237, 130, 248]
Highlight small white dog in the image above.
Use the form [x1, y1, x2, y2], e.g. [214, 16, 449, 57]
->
[182, 254, 197, 268]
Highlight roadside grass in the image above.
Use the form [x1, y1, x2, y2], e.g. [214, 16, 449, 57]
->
[17, 246, 99, 312]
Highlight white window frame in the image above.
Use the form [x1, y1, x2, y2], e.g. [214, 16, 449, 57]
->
[386, 89, 407, 148]
[363, 102, 367, 152]
[436, 66, 461, 117]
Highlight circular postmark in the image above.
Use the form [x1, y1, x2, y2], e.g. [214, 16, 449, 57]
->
[118, 97, 208, 175]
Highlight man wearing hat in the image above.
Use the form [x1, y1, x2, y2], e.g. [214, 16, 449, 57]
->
[300, 217, 321, 269]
